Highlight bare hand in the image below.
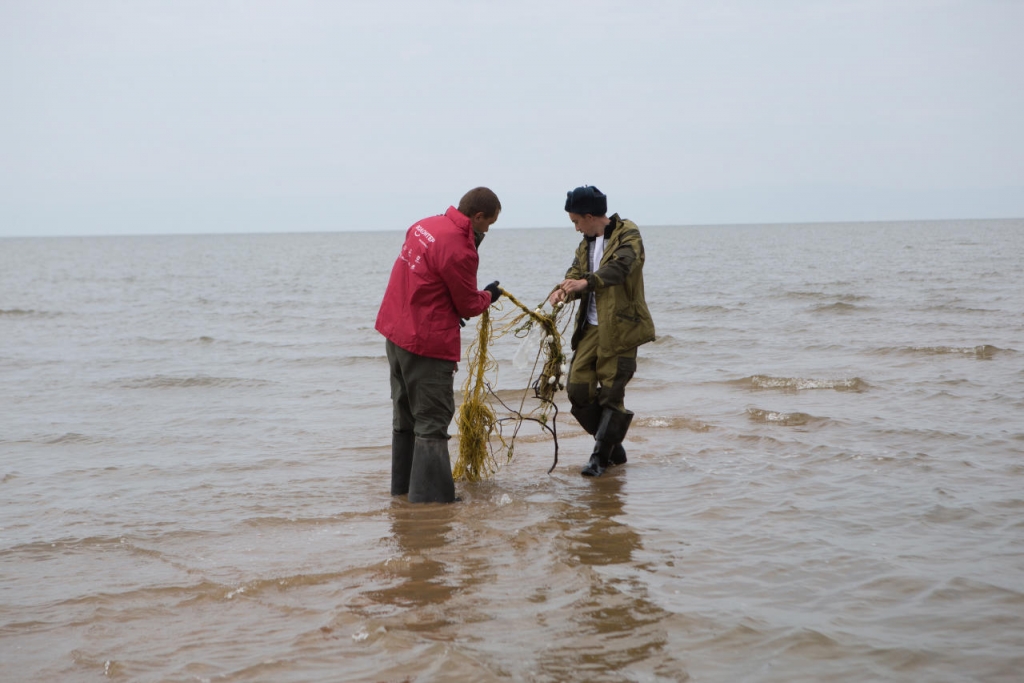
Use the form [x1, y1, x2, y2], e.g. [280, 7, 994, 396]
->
[549, 278, 588, 305]
[559, 278, 588, 296]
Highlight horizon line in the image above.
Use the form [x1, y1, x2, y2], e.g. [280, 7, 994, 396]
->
[1, 215, 1021, 240]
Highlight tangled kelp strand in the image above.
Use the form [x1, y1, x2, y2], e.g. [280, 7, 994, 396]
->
[452, 307, 499, 482]
[452, 287, 575, 481]
[497, 288, 572, 405]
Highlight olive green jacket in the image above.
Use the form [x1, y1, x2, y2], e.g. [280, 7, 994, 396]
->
[564, 214, 656, 355]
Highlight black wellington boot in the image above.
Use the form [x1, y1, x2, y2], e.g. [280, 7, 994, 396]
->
[570, 402, 603, 435]
[581, 409, 633, 477]
[608, 411, 633, 466]
[407, 436, 457, 503]
[581, 410, 614, 477]
[391, 430, 415, 496]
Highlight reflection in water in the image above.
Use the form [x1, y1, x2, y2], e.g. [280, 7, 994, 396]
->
[367, 501, 459, 622]
[539, 473, 688, 682]
[572, 473, 641, 567]
[358, 477, 690, 680]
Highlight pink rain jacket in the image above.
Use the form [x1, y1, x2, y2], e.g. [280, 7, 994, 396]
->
[375, 206, 492, 361]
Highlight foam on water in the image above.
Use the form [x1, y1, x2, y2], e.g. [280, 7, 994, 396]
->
[736, 374, 870, 391]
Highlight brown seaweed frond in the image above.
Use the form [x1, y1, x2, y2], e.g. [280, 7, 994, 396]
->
[452, 287, 575, 481]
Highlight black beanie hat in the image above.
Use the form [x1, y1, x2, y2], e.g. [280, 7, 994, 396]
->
[564, 185, 607, 216]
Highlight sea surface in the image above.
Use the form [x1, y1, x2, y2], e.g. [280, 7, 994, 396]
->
[1, 219, 1023, 682]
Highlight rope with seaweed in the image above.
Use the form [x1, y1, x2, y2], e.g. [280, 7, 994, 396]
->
[453, 286, 576, 481]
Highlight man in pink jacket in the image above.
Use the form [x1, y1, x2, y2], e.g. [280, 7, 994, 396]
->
[375, 187, 502, 503]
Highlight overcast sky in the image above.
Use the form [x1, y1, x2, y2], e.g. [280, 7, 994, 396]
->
[2, 0, 1022, 236]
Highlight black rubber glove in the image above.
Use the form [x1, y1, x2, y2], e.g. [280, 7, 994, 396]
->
[484, 281, 501, 304]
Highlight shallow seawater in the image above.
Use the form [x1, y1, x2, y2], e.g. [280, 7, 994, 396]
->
[1, 220, 1023, 682]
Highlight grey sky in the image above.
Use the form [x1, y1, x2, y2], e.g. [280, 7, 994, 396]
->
[2, 0, 1022, 236]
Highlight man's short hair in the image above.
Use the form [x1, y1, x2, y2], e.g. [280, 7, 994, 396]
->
[458, 187, 501, 219]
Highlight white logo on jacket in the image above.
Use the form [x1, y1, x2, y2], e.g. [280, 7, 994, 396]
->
[400, 224, 435, 271]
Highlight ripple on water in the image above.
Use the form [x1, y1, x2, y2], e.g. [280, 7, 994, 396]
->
[733, 374, 869, 392]
[119, 375, 272, 389]
[746, 408, 826, 427]
[872, 344, 1009, 359]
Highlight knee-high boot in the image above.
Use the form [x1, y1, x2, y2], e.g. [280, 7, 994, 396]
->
[391, 430, 415, 496]
[571, 402, 603, 435]
[574, 402, 628, 465]
[581, 409, 634, 477]
[408, 436, 457, 503]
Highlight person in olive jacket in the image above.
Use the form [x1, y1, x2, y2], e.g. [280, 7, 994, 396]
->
[548, 186, 656, 477]
[375, 187, 502, 502]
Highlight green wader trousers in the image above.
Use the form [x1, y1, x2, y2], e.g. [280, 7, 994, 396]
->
[566, 323, 637, 432]
[385, 339, 457, 439]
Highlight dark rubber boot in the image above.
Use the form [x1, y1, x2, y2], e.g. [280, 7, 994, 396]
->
[581, 410, 614, 477]
[390, 430, 415, 496]
[581, 409, 633, 477]
[570, 402, 603, 435]
[408, 437, 457, 503]
[608, 411, 633, 466]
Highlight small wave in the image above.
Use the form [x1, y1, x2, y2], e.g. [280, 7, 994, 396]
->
[241, 514, 360, 528]
[923, 504, 979, 524]
[45, 432, 102, 445]
[52, 579, 233, 610]
[650, 334, 678, 345]
[810, 302, 860, 313]
[737, 375, 868, 392]
[923, 576, 1024, 606]
[893, 344, 1004, 359]
[635, 416, 712, 432]
[281, 354, 386, 368]
[216, 570, 375, 603]
[135, 336, 218, 346]
[686, 305, 733, 314]
[921, 305, 998, 315]
[122, 375, 269, 389]
[0, 308, 56, 318]
[785, 291, 827, 300]
[4, 534, 152, 558]
[784, 291, 867, 302]
[746, 408, 820, 426]
[336, 355, 387, 367]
